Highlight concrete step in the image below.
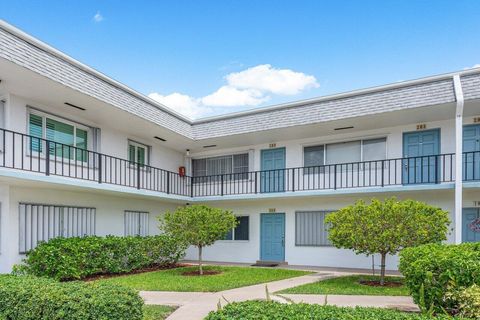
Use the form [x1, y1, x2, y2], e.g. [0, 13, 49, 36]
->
[252, 260, 289, 267]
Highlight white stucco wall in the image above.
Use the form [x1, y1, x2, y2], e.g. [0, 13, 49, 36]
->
[0, 183, 182, 273]
[3, 93, 185, 173]
[190, 118, 458, 173]
[185, 189, 456, 271]
[0, 91, 478, 274]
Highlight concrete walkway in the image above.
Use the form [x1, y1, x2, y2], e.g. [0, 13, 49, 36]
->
[140, 272, 418, 320]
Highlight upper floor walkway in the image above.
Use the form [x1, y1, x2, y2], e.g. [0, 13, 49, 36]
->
[1, 127, 478, 201]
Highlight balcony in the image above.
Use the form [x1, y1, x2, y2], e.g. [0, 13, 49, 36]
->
[0, 128, 473, 199]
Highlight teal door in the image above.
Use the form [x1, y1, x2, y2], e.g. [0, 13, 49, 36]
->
[463, 124, 480, 181]
[261, 148, 286, 192]
[403, 129, 440, 184]
[260, 213, 285, 261]
[463, 208, 480, 243]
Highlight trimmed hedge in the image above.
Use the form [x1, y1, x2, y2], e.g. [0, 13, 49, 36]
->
[205, 301, 453, 319]
[399, 243, 480, 314]
[0, 275, 143, 320]
[15, 235, 187, 280]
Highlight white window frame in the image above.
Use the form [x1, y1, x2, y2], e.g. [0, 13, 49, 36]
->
[220, 215, 250, 242]
[27, 109, 92, 161]
[127, 139, 150, 166]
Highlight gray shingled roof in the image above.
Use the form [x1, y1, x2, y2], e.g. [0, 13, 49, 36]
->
[1, 20, 479, 141]
[462, 73, 480, 101]
[0, 26, 193, 138]
[191, 79, 457, 139]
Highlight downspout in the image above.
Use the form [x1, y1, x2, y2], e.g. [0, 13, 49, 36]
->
[453, 75, 464, 244]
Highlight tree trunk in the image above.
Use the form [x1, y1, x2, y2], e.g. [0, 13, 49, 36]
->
[380, 253, 386, 286]
[198, 245, 203, 275]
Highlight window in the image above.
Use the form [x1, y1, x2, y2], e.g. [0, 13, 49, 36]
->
[224, 216, 249, 240]
[303, 138, 386, 168]
[124, 210, 149, 236]
[326, 141, 361, 164]
[28, 111, 89, 161]
[19, 203, 96, 253]
[128, 140, 149, 166]
[295, 211, 331, 246]
[304, 145, 324, 167]
[362, 138, 387, 161]
[192, 153, 249, 180]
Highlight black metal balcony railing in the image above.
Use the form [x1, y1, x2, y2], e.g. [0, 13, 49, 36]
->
[0, 129, 190, 196]
[0, 128, 469, 198]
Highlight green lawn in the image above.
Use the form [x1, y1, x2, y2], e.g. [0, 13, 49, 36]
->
[96, 266, 310, 292]
[279, 275, 409, 296]
[143, 305, 176, 320]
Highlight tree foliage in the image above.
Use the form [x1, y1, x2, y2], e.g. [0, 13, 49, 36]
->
[159, 205, 237, 275]
[325, 198, 450, 285]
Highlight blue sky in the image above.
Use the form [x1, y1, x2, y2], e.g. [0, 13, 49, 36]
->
[2, 1, 479, 119]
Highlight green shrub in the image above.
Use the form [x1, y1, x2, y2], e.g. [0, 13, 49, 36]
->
[15, 235, 187, 280]
[205, 301, 453, 319]
[0, 275, 143, 320]
[399, 243, 480, 314]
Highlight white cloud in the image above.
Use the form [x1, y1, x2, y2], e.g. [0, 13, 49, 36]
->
[226, 64, 319, 95]
[93, 12, 104, 22]
[148, 92, 211, 119]
[201, 86, 268, 107]
[148, 64, 318, 119]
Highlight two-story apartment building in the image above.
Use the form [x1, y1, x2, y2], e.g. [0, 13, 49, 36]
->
[1, 20, 479, 273]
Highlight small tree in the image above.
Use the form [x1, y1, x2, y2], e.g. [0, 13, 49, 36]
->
[325, 197, 450, 285]
[159, 205, 237, 275]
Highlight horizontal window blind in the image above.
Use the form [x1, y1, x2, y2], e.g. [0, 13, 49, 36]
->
[193, 153, 249, 180]
[295, 211, 331, 246]
[124, 211, 149, 236]
[19, 203, 96, 253]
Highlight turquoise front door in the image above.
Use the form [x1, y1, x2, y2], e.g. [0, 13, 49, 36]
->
[403, 129, 440, 184]
[463, 208, 480, 243]
[261, 148, 286, 192]
[260, 213, 285, 261]
[463, 124, 480, 181]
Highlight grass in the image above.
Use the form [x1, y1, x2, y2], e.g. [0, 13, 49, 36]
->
[279, 275, 410, 296]
[96, 265, 311, 292]
[143, 305, 176, 320]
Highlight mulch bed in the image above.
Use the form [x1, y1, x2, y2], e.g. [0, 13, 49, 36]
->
[181, 270, 222, 276]
[359, 280, 403, 287]
[83, 263, 191, 281]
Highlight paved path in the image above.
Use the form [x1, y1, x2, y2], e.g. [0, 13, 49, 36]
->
[140, 272, 418, 320]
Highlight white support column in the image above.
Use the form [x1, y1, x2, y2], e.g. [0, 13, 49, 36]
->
[453, 75, 464, 244]
[184, 150, 192, 176]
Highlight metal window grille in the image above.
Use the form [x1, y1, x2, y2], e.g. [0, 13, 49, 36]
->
[295, 211, 332, 246]
[124, 210, 149, 236]
[19, 203, 96, 253]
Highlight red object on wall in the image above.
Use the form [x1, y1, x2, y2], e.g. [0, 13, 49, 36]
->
[179, 166, 186, 177]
